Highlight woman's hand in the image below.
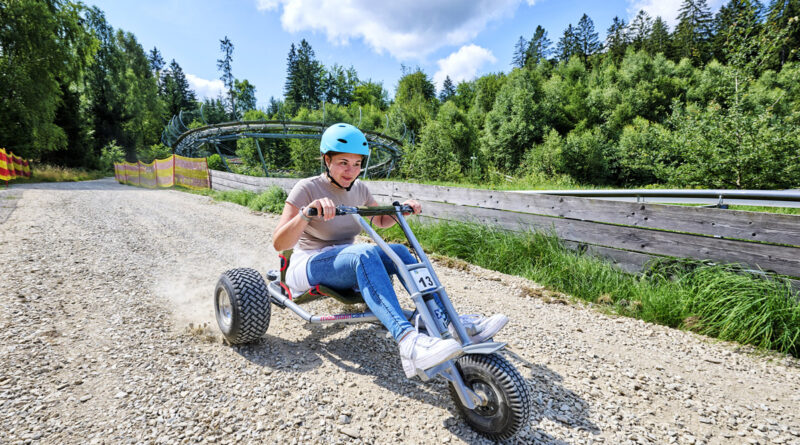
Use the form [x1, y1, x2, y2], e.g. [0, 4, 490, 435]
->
[307, 197, 336, 221]
[402, 199, 421, 215]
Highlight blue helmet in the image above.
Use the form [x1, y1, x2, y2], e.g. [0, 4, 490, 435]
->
[320, 123, 370, 156]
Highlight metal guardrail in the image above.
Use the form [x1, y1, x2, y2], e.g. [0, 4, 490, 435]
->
[514, 189, 800, 208]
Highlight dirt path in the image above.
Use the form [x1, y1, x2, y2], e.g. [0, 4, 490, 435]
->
[1, 178, 798, 445]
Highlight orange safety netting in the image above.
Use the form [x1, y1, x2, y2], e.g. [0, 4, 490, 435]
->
[0, 148, 32, 184]
[114, 155, 210, 190]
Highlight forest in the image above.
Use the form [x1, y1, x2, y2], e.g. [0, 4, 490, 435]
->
[2, 0, 799, 189]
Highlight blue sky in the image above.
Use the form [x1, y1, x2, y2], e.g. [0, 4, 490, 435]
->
[89, 0, 723, 107]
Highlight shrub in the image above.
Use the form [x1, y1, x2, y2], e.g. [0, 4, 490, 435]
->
[247, 186, 287, 214]
[99, 140, 125, 172]
[207, 154, 224, 171]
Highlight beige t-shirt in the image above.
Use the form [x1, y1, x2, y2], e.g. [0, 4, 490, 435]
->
[286, 173, 374, 251]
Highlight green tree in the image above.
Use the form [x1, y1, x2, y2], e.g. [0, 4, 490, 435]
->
[559, 127, 613, 184]
[353, 80, 388, 109]
[765, 0, 800, 67]
[648, 17, 672, 54]
[234, 79, 257, 113]
[85, 9, 163, 161]
[575, 14, 602, 62]
[512, 36, 530, 68]
[390, 67, 437, 139]
[557, 24, 579, 61]
[402, 101, 478, 181]
[439, 76, 456, 102]
[217, 36, 236, 118]
[629, 10, 653, 52]
[480, 69, 549, 172]
[712, 0, 764, 65]
[615, 117, 674, 185]
[467, 73, 506, 131]
[0, 0, 95, 158]
[452, 80, 476, 111]
[161, 59, 197, 117]
[669, 101, 800, 188]
[527, 26, 553, 65]
[284, 40, 324, 113]
[606, 16, 630, 62]
[673, 0, 714, 63]
[148, 46, 165, 78]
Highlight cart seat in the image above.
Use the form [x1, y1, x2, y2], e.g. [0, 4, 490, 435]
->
[280, 249, 364, 305]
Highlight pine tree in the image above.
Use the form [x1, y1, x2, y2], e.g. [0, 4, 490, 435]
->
[512, 36, 529, 68]
[527, 26, 552, 64]
[439, 76, 456, 102]
[629, 10, 654, 51]
[217, 36, 236, 118]
[290, 39, 324, 110]
[673, 0, 714, 63]
[148, 47, 165, 78]
[162, 59, 197, 117]
[765, 0, 800, 66]
[648, 17, 672, 55]
[575, 14, 601, 62]
[284, 43, 302, 112]
[606, 16, 629, 61]
[557, 24, 579, 61]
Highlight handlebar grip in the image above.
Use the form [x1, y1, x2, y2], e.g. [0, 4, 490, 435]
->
[304, 207, 345, 217]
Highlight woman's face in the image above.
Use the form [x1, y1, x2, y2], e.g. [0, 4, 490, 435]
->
[326, 153, 363, 187]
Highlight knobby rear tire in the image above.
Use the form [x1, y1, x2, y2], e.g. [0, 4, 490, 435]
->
[214, 268, 271, 344]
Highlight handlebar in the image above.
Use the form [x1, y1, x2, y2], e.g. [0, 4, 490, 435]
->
[305, 203, 414, 217]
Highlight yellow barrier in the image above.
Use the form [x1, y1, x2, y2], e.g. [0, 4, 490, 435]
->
[114, 155, 210, 189]
[0, 148, 32, 185]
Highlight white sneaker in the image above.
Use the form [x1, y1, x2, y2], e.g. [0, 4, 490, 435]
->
[449, 313, 509, 343]
[399, 331, 462, 378]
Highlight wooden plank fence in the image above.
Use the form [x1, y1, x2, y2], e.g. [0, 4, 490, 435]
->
[210, 171, 800, 284]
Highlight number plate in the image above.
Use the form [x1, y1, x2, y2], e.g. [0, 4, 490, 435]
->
[410, 268, 437, 292]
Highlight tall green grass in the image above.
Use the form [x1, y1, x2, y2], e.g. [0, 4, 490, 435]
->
[192, 186, 287, 213]
[378, 220, 800, 357]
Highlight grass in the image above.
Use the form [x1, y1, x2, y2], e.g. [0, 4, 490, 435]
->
[9, 164, 108, 183]
[191, 186, 287, 213]
[179, 185, 800, 358]
[727, 205, 800, 215]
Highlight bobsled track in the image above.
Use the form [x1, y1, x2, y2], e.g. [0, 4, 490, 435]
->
[2, 180, 800, 443]
[161, 109, 406, 179]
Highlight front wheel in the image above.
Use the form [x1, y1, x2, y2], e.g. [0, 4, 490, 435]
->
[448, 353, 531, 441]
[214, 268, 271, 344]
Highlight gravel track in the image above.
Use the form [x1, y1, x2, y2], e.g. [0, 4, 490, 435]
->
[1, 178, 799, 445]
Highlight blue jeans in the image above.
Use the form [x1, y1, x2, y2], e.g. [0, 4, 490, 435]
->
[306, 243, 447, 341]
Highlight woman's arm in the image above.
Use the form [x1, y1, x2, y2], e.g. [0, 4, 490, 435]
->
[272, 197, 336, 251]
[367, 198, 421, 228]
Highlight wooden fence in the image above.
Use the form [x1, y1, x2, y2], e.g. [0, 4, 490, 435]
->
[210, 170, 800, 285]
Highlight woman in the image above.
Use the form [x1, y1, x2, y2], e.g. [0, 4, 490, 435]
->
[272, 123, 507, 377]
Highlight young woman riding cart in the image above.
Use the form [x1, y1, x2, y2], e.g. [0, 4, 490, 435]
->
[214, 123, 532, 440]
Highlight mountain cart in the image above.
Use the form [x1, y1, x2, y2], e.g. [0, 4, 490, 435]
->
[214, 203, 532, 440]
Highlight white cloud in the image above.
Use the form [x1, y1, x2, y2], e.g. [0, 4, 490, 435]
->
[627, 0, 724, 29]
[433, 44, 497, 90]
[186, 74, 225, 100]
[256, 0, 526, 60]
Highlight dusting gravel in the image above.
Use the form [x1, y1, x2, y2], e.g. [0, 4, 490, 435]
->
[1, 178, 799, 445]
